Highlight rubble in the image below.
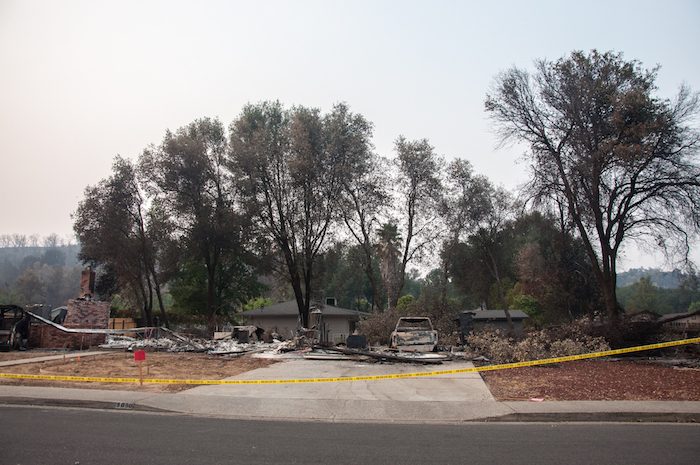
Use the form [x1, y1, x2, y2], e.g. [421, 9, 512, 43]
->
[318, 345, 449, 364]
[80, 310, 454, 365]
[99, 334, 286, 355]
[97, 332, 452, 364]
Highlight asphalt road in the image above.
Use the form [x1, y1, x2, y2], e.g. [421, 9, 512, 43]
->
[3, 405, 699, 465]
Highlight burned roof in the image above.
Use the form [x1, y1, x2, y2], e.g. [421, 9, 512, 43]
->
[462, 309, 530, 320]
[243, 300, 371, 318]
[658, 311, 700, 322]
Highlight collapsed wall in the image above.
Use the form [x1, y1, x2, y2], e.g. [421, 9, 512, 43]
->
[29, 299, 110, 349]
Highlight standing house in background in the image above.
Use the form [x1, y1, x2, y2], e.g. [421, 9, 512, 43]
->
[242, 300, 370, 344]
[659, 312, 700, 333]
[462, 310, 530, 335]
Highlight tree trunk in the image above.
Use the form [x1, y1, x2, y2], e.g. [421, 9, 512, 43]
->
[206, 268, 216, 334]
[293, 279, 308, 328]
[360, 240, 378, 312]
[600, 276, 620, 327]
[203, 239, 219, 336]
[366, 262, 378, 312]
[136, 278, 153, 327]
[278, 237, 309, 328]
[152, 272, 169, 327]
[303, 263, 314, 328]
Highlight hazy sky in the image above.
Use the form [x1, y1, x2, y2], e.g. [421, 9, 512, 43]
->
[1, 0, 699, 269]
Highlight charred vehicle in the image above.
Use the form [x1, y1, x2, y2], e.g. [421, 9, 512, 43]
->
[0, 305, 28, 351]
[390, 317, 438, 352]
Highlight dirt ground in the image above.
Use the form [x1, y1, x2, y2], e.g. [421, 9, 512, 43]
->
[480, 360, 700, 401]
[0, 351, 277, 392]
[0, 350, 59, 362]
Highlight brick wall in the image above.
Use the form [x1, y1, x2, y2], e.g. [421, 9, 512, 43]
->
[30, 299, 110, 349]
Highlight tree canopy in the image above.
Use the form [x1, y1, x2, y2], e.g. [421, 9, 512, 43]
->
[485, 50, 700, 324]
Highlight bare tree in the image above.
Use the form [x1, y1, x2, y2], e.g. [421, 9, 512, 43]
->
[11, 234, 27, 248]
[486, 50, 700, 325]
[43, 233, 60, 248]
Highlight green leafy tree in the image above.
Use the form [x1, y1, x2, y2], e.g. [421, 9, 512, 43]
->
[229, 102, 360, 327]
[335, 105, 389, 312]
[449, 183, 517, 329]
[140, 118, 255, 331]
[314, 243, 379, 311]
[395, 294, 415, 314]
[507, 288, 543, 325]
[391, 137, 444, 308]
[512, 212, 599, 322]
[74, 157, 166, 325]
[15, 267, 45, 304]
[623, 276, 659, 313]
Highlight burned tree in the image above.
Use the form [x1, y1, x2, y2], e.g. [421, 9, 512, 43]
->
[485, 50, 700, 325]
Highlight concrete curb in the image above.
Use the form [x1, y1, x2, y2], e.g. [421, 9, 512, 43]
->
[2, 394, 700, 424]
[482, 412, 700, 423]
[0, 396, 168, 413]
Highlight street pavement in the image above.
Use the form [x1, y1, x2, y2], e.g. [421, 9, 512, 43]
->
[3, 405, 700, 465]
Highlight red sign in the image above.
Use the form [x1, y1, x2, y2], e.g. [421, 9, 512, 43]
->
[134, 350, 146, 362]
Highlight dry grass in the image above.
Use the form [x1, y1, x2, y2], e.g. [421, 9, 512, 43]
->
[0, 351, 277, 392]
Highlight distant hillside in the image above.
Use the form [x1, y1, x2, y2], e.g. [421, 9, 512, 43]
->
[0, 245, 81, 268]
[617, 268, 686, 289]
[0, 244, 83, 308]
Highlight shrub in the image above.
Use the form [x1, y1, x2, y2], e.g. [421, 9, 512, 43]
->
[466, 329, 515, 362]
[466, 318, 610, 363]
[358, 309, 400, 346]
[357, 296, 462, 346]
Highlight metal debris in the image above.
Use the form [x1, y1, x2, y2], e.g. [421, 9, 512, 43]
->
[318, 345, 448, 364]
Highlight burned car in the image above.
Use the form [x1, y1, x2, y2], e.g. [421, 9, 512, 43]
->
[390, 317, 438, 352]
[0, 305, 28, 351]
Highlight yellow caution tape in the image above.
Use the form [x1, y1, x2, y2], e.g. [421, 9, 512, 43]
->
[1, 337, 698, 385]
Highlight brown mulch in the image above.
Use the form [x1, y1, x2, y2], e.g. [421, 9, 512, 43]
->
[480, 360, 700, 401]
[0, 352, 277, 392]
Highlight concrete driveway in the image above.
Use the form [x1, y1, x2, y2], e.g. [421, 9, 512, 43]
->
[159, 358, 506, 422]
[180, 359, 494, 402]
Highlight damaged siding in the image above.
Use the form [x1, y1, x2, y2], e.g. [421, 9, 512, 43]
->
[246, 315, 354, 344]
